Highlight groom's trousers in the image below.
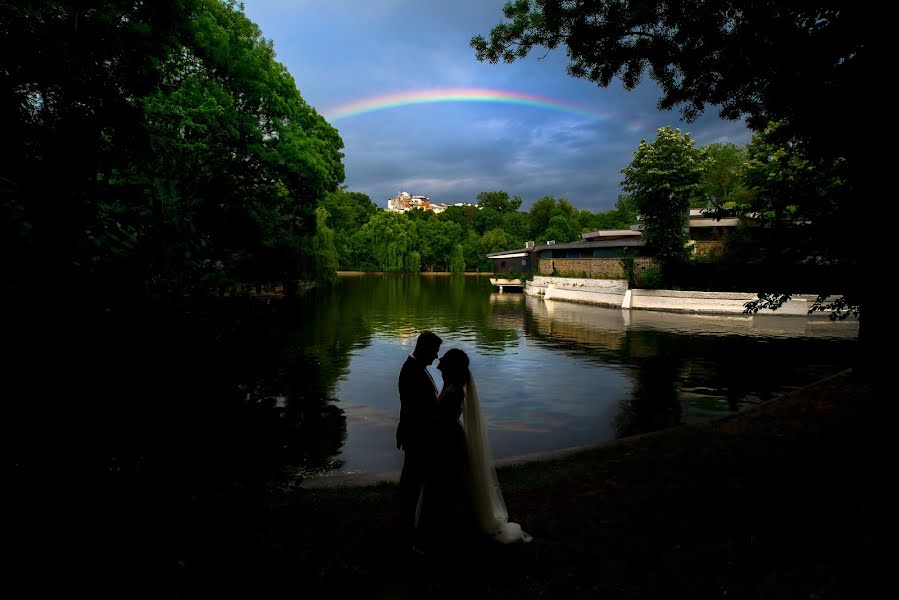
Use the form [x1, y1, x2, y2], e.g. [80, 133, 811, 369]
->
[399, 449, 427, 541]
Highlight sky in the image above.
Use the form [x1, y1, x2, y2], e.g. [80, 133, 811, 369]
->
[243, 0, 753, 214]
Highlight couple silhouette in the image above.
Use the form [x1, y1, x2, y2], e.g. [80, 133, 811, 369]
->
[396, 331, 531, 555]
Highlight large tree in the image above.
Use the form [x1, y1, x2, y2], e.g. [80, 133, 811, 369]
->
[320, 189, 379, 268]
[1, 0, 344, 300]
[621, 127, 704, 266]
[700, 143, 751, 209]
[473, 0, 888, 375]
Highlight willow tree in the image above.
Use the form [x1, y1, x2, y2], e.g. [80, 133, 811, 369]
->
[473, 1, 888, 376]
[355, 211, 419, 272]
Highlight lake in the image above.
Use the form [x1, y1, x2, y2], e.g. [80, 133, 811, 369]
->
[291, 273, 859, 479]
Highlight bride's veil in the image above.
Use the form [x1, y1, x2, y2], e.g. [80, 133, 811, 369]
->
[463, 369, 532, 543]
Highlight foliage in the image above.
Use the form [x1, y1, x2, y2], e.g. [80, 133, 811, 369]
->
[581, 196, 639, 231]
[738, 123, 856, 318]
[312, 208, 339, 285]
[527, 196, 560, 240]
[472, 1, 874, 143]
[542, 214, 578, 244]
[320, 189, 379, 268]
[502, 211, 531, 248]
[635, 266, 664, 290]
[418, 218, 463, 271]
[619, 248, 637, 287]
[1, 0, 345, 300]
[448, 244, 466, 273]
[354, 211, 418, 272]
[621, 127, 703, 265]
[474, 206, 504, 235]
[480, 228, 513, 254]
[700, 143, 752, 209]
[476, 190, 523, 213]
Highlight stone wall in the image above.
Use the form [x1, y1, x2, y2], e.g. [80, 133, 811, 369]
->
[538, 257, 657, 278]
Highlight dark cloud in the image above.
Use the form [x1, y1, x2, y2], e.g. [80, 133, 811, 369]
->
[245, 0, 753, 214]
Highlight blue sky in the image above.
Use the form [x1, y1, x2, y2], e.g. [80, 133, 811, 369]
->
[243, 0, 752, 213]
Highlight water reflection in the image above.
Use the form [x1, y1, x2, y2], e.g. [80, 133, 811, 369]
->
[294, 275, 857, 476]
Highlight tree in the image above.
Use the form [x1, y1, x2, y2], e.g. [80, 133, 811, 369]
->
[476, 190, 523, 213]
[354, 211, 418, 272]
[473, 0, 888, 374]
[499, 211, 529, 247]
[1, 0, 345, 299]
[542, 214, 578, 244]
[528, 196, 559, 240]
[320, 189, 379, 269]
[448, 244, 466, 273]
[438, 205, 474, 230]
[621, 127, 703, 265]
[701, 143, 752, 209]
[312, 208, 339, 285]
[1, 0, 190, 299]
[462, 230, 489, 271]
[474, 206, 504, 236]
[480, 228, 513, 255]
[137, 0, 345, 288]
[581, 196, 639, 231]
[418, 219, 463, 271]
[739, 123, 854, 310]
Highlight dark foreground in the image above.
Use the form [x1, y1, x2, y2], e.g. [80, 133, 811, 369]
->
[6, 370, 897, 599]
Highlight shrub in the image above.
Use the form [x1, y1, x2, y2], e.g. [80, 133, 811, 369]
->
[637, 266, 663, 289]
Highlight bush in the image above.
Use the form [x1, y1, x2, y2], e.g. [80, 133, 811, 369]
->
[637, 266, 663, 289]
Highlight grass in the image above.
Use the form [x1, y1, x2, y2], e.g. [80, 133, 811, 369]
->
[8, 371, 896, 599]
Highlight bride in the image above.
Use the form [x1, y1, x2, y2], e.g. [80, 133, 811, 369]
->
[416, 348, 532, 546]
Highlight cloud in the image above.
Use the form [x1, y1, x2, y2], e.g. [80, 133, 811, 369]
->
[244, 0, 753, 213]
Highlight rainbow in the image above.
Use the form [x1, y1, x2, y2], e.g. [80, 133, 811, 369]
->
[321, 87, 647, 131]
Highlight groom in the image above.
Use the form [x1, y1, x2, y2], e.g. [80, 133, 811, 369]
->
[396, 330, 442, 547]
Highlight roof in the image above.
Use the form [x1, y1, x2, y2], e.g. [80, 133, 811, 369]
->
[486, 237, 645, 258]
[486, 247, 531, 259]
[581, 229, 643, 240]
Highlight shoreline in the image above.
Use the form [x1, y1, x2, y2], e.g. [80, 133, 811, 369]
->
[301, 369, 852, 490]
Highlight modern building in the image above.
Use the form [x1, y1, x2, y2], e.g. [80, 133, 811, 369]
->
[486, 210, 748, 276]
[487, 230, 652, 278]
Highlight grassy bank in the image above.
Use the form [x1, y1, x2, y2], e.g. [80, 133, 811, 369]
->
[175, 370, 896, 598]
[8, 371, 895, 598]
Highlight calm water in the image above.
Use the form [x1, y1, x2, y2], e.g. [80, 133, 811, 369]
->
[292, 274, 858, 478]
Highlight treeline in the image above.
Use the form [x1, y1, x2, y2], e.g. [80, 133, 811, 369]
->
[322, 121, 843, 276]
[2, 0, 344, 303]
[317, 190, 638, 273]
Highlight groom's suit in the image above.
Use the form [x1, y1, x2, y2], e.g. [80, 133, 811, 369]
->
[397, 354, 438, 540]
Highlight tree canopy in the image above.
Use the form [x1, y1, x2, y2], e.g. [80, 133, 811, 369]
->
[621, 127, 703, 265]
[2, 0, 345, 299]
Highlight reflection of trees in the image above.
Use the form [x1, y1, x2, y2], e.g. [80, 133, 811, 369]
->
[614, 352, 683, 438]
[332, 274, 521, 352]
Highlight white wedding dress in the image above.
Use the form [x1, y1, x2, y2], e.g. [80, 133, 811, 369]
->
[462, 369, 532, 544]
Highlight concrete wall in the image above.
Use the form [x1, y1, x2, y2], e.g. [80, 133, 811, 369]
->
[526, 276, 628, 308]
[525, 276, 816, 316]
[629, 289, 809, 315]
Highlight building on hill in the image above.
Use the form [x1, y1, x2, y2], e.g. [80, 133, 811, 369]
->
[386, 192, 480, 214]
